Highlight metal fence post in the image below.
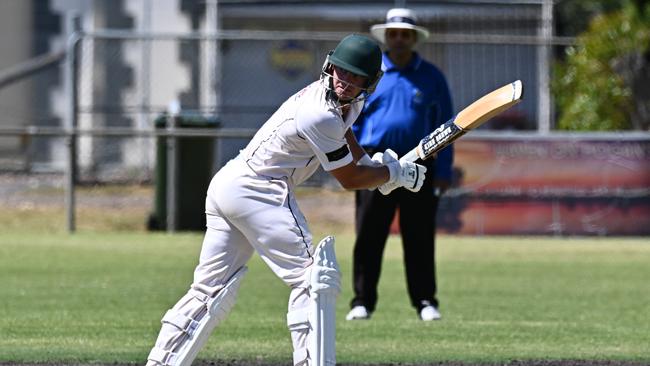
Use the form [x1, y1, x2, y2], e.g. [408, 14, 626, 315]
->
[166, 100, 180, 233]
[64, 12, 81, 233]
[204, 0, 218, 111]
[537, 0, 554, 134]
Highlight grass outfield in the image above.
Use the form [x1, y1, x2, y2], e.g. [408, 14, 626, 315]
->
[0, 230, 648, 365]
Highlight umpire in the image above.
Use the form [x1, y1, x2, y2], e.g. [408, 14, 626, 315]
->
[346, 8, 454, 321]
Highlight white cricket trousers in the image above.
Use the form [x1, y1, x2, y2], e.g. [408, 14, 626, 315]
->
[147, 157, 314, 365]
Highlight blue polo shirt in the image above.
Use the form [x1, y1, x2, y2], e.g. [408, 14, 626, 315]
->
[353, 52, 454, 181]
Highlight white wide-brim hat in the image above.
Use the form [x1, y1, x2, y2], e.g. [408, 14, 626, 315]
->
[370, 8, 430, 45]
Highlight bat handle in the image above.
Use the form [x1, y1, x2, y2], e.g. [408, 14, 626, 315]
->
[400, 148, 421, 163]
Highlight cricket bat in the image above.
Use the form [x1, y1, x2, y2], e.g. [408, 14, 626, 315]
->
[401, 80, 523, 162]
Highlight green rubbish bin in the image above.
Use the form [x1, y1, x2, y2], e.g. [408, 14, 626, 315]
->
[148, 112, 220, 231]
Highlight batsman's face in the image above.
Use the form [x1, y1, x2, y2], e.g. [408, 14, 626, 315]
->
[331, 65, 367, 101]
[385, 28, 417, 53]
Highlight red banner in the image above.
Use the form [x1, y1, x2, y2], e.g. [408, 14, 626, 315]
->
[393, 136, 650, 236]
[442, 137, 650, 235]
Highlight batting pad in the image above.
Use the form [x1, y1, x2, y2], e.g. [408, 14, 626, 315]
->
[147, 266, 248, 366]
[308, 236, 341, 366]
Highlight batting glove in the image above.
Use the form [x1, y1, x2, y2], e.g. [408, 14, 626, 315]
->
[378, 149, 427, 195]
[371, 151, 384, 165]
[377, 149, 400, 195]
[356, 154, 381, 167]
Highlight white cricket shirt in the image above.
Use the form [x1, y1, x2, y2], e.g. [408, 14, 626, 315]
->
[242, 80, 363, 186]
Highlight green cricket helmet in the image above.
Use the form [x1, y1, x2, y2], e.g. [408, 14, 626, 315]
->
[322, 34, 383, 95]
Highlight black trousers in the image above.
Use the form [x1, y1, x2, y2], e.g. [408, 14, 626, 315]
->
[350, 167, 439, 313]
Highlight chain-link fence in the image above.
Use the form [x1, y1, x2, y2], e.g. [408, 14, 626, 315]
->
[2, 1, 648, 235]
[2, 1, 562, 179]
[69, 29, 550, 182]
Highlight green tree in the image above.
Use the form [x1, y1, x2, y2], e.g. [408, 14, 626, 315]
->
[553, 1, 650, 131]
[554, 0, 624, 37]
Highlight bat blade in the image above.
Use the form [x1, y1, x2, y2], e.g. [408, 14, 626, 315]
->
[401, 80, 523, 162]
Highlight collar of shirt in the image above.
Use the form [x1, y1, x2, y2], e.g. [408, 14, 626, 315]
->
[381, 51, 422, 72]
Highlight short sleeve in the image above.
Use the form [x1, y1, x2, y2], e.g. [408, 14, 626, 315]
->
[296, 108, 353, 171]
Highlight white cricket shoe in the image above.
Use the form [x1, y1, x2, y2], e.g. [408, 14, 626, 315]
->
[420, 305, 441, 321]
[345, 306, 371, 320]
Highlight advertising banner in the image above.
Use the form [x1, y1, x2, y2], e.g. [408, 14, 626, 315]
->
[432, 136, 650, 236]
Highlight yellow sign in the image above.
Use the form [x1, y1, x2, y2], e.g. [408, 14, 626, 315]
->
[269, 41, 314, 80]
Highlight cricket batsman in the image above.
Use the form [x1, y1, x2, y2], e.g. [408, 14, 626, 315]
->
[145, 34, 427, 366]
